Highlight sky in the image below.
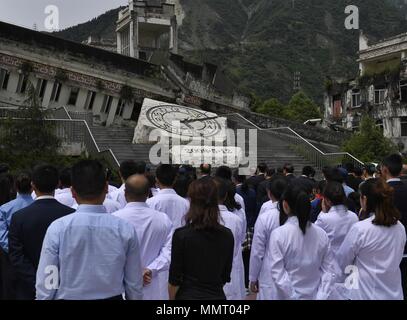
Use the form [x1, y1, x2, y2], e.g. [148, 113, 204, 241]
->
[0, 0, 128, 31]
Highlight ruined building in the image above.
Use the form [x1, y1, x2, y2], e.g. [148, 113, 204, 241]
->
[324, 31, 407, 151]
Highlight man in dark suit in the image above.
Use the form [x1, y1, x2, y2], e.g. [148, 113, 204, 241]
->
[8, 165, 75, 300]
[247, 163, 267, 193]
[198, 164, 212, 180]
[382, 154, 407, 299]
[283, 163, 296, 184]
[295, 166, 317, 197]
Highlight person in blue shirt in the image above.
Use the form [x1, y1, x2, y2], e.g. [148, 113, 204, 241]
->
[36, 160, 143, 300]
[0, 172, 33, 299]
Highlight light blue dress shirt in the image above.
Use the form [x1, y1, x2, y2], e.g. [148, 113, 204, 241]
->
[35, 204, 143, 300]
[0, 194, 34, 252]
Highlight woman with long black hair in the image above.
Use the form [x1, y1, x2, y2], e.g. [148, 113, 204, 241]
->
[263, 185, 338, 300]
[337, 178, 406, 300]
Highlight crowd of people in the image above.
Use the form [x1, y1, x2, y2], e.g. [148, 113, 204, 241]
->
[0, 155, 406, 300]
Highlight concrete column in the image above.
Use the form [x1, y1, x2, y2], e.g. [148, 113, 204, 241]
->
[170, 18, 178, 54]
[8, 72, 20, 93]
[106, 97, 119, 126]
[41, 80, 54, 108]
[117, 31, 122, 54]
[92, 93, 105, 115]
[129, 20, 135, 58]
[76, 89, 88, 110]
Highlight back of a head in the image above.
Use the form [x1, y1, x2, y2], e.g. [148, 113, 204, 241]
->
[281, 185, 311, 234]
[156, 164, 177, 187]
[125, 174, 150, 202]
[59, 167, 72, 188]
[266, 168, 276, 177]
[224, 179, 241, 211]
[0, 173, 12, 205]
[360, 178, 400, 227]
[16, 172, 32, 195]
[344, 162, 355, 174]
[200, 163, 212, 176]
[382, 154, 403, 177]
[284, 163, 294, 174]
[325, 167, 344, 184]
[213, 177, 229, 204]
[353, 166, 363, 177]
[185, 178, 220, 229]
[0, 163, 9, 175]
[302, 166, 315, 178]
[135, 161, 147, 175]
[215, 166, 232, 180]
[71, 160, 106, 201]
[268, 178, 288, 201]
[258, 163, 268, 174]
[119, 160, 138, 181]
[32, 164, 59, 194]
[174, 174, 193, 198]
[364, 163, 376, 177]
[323, 182, 346, 206]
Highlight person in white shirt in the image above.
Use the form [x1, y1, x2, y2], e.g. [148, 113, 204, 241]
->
[147, 164, 189, 230]
[214, 178, 245, 300]
[249, 178, 288, 300]
[110, 161, 146, 208]
[315, 182, 359, 254]
[263, 185, 338, 300]
[336, 178, 406, 300]
[146, 164, 189, 299]
[113, 174, 173, 300]
[54, 168, 75, 207]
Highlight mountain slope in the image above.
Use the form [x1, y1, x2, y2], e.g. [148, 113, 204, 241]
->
[54, 0, 407, 104]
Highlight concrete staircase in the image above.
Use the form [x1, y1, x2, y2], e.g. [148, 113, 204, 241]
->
[89, 114, 325, 176]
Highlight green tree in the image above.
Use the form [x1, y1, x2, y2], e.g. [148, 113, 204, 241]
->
[343, 116, 396, 163]
[256, 98, 285, 118]
[0, 82, 61, 168]
[284, 91, 322, 122]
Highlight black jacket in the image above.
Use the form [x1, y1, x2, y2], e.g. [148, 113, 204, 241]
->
[8, 198, 74, 300]
[388, 181, 407, 253]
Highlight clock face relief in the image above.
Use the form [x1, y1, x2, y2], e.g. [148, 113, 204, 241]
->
[146, 105, 223, 138]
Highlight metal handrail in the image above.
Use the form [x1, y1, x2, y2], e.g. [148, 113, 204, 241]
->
[225, 112, 364, 169]
[0, 106, 120, 170]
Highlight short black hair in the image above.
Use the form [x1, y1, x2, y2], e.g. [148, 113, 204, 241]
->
[258, 163, 268, 174]
[323, 182, 346, 206]
[283, 163, 294, 174]
[215, 166, 232, 180]
[16, 172, 32, 194]
[364, 164, 376, 176]
[353, 166, 363, 177]
[156, 164, 177, 186]
[302, 166, 315, 177]
[382, 154, 403, 177]
[119, 160, 139, 180]
[72, 160, 106, 200]
[0, 163, 9, 175]
[135, 161, 147, 175]
[324, 167, 344, 184]
[59, 168, 72, 188]
[266, 168, 276, 177]
[32, 165, 59, 193]
[344, 162, 355, 173]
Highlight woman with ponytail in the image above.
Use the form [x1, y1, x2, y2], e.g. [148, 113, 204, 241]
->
[337, 178, 406, 300]
[263, 185, 338, 299]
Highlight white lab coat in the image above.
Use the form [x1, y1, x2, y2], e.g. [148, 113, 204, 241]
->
[258, 200, 275, 216]
[315, 205, 359, 254]
[336, 216, 406, 300]
[55, 188, 75, 207]
[146, 188, 190, 299]
[109, 184, 126, 208]
[113, 202, 173, 300]
[265, 216, 338, 300]
[219, 205, 246, 300]
[249, 201, 280, 300]
[233, 207, 247, 242]
[146, 189, 189, 230]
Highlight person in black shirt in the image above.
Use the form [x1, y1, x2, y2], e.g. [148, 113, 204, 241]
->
[169, 178, 234, 300]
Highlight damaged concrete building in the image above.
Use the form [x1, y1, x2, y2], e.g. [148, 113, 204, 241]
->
[324, 32, 407, 151]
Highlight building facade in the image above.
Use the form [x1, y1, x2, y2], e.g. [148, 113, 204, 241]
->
[324, 32, 407, 151]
